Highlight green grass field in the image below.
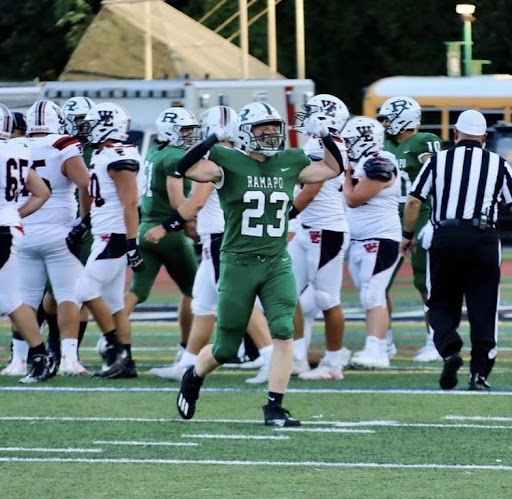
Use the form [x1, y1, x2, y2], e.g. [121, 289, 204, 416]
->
[1, 318, 511, 499]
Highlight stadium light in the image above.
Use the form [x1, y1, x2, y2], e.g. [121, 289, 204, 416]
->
[456, 4, 476, 77]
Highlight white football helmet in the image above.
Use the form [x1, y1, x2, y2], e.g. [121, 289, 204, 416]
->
[377, 96, 421, 137]
[237, 102, 285, 156]
[83, 102, 130, 145]
[341, 116, 384, 161]
[155, 107, 200, 148]
[295, 93, 349, 136]
[200, 105, 238, 141]
[62, 96, 96, 137]
[26, 100, 66, 135]
[0, 103, 13, 139]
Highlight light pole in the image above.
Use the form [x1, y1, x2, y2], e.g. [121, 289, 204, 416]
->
[456, 4, 476, 77]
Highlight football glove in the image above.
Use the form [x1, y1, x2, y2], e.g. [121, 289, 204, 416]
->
[304, 114, 329, 138]
[65, 214, 91, 258]
[126, 238, 145, 272]
[214, 124, 238, 143]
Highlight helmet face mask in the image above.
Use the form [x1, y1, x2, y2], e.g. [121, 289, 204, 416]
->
[26, 100, 66, 135]
[341, 116, 384, 162]
[237, 102, 286, 157]
[377, 96, 421, 137]
[155, 107, 199, 148]
[62, 96, 96, 137]
[294, 93, 349, 136]
[84, 102, 130, 145]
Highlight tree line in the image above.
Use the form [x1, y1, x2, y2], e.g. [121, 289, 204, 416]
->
[0, 0, 510, 113]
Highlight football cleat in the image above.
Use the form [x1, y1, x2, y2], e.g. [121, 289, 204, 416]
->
[177, 365, 203, 419]
[1, 358, 27, 376]
[150, 364, 187, 381]
[413, 344, 442, 362]
[59, 356, 90, 376]
[298, 359, 343, 380]
[93, 343, 128, 379]
[263, 404, 301, 427]
[19, 354, 52, 384]
[291, 356, 310, 376]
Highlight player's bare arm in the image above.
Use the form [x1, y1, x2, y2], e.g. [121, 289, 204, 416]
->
[17, 169, 51, 218]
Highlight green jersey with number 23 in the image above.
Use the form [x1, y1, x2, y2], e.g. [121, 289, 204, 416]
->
[209, 145, 310, 257]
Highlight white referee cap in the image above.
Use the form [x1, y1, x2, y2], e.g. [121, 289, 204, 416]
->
[455, 109, 487, 136]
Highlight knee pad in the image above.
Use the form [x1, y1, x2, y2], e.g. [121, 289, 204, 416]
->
[267, 315, 294, 340]
[360, 285, 386, 310]
[313, 288, 339, 311]
[191, 297, 217, 316]
[77, 273, 102, 305]
[299, 285, 316, 315]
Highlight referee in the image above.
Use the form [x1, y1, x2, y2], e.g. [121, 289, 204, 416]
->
[400, 109, 512, 391]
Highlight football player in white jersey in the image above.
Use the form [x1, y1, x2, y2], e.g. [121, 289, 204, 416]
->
[288, 94, 351, 380]
[342, 117, 401, 368]
[144, 105, 274, 384]
[0, 103, 55, 383]
[76, 102, 144, 378]
[11, 100, 91, 376]
[38, 96, 97, 370]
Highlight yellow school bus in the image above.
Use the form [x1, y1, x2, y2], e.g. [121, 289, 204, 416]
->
[363, 74, 512, 143]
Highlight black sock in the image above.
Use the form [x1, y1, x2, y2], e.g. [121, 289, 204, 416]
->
[46, 314, 60, 357]
[122, 344, 132, 360]
[244, 333, 259, 359]
[78, 321, 87, 348]
[12, 329, 24, 341]
[36, 302, 47, 327]
[104, 330, 117, 346]
[268, 392, 283, 408]
[28, 342, 47, 361]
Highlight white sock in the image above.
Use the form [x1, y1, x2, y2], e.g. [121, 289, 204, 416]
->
[293, 338, 307, 360]
[386, 329, 394, 346]
[12, 338, 29, 363]
[179, 351, 197, 367]
[61, 338, 79, 362]
[258, 344, 273, 364]
[378, 338, 388, 356]
[324, 349, 342, 366]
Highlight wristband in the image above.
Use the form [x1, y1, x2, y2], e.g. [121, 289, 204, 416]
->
[321, 134, 344, 174]
[175, 134, 219, 176]
[402, 230, 414, 240]
[288, 205, 300, 220]
[162, 211, 186, 232]
[126, 238, 137, 251]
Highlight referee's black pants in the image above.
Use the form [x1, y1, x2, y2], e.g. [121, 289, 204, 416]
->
[427, 225, 499, 378]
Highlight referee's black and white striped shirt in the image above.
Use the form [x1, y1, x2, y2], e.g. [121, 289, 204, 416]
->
[410, 140, 512, 225]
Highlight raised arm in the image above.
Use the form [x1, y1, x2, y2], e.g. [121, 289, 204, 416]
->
[297, 115, 344, 184]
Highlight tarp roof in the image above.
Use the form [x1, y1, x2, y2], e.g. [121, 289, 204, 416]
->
[60, 0, 284, 81]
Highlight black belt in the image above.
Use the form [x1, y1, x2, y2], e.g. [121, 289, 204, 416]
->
[436, 218, 495, 229]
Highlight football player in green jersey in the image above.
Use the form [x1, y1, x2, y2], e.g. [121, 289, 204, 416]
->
[174, 102, 344, 426]
[124, 107, 200, 360]
[378, 96, 443, 362]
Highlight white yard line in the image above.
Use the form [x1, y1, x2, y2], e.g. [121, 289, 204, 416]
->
[444, 415, 512, 422]
[1, 416, 510, 430]
[0, 447, 102, 453]
[1, 386, 512, 395]
[0, 456, 511, 471]
[181, 434, 289, 440]
[94, 440, 198, 447]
